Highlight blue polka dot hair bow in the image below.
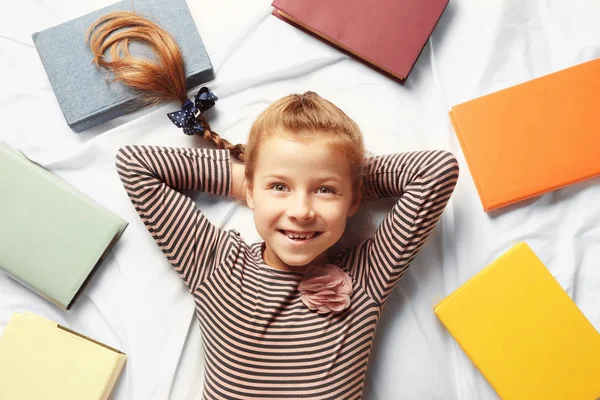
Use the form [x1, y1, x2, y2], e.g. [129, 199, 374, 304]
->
[167, 87, 218, 135]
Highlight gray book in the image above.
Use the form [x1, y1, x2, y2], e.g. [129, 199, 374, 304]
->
[32, 0, 214, 133]
[0, 143, 128, 310]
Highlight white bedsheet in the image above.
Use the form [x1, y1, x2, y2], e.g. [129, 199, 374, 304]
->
[1, 0, 599, 399]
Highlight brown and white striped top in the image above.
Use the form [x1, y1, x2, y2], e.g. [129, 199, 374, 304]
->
[116, 145, 459, 400]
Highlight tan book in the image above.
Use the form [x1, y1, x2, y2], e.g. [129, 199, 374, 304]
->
[0, 312, 127, 400]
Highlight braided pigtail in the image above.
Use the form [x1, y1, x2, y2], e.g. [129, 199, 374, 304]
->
[86, 12, 245, 161]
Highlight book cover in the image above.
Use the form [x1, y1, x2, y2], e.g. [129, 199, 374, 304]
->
[271, 0, 449, 81]
[32, 0, 214, 133]
[449, 58, 600, 212]
[0, 143, 128, 310]
[434, 243, 600, 400]
[0, 312, 127, 400]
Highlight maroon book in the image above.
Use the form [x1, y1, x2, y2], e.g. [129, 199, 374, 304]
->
[272, 0, 449, 81]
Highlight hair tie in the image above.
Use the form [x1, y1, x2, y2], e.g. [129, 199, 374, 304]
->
[167, 87, 218, 135]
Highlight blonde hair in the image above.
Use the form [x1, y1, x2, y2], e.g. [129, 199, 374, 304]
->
[245, 92, 365, 194]
[86, 13, 365, 189]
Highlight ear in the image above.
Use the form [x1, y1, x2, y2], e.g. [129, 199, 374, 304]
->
[347, 191, 361, 217]
[245, 181, 255, 210]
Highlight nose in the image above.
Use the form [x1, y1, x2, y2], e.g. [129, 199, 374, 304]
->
[286, 193, 315, 221]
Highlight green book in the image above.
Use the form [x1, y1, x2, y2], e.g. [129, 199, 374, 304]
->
[0, 143, 128, 310]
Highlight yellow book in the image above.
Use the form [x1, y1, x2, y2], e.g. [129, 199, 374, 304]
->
[0, 312, 127, 400]
[434, 243, 600, 400]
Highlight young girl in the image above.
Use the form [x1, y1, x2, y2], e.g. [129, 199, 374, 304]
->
[116, 90, 458, 399]
[91, 12, 459, 400]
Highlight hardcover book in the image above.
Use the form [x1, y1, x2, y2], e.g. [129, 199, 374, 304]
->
[271, 0, 449, 80]
[434, 242, 600, 399]
[32, 0, 214, 132]
[0, 143, 128, 310]
[0, 312, 127, 400]
[449, 58, 600, 211]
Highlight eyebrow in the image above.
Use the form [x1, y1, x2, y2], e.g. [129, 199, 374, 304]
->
[317, 177, 344, 185]
[261, 174, 345, 185]
[261, 175, 289, 182]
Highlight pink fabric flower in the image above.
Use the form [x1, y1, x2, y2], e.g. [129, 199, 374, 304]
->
[298, 264, 353, 314]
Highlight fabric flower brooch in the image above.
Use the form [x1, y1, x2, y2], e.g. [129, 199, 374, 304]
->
[298, 264, 353, 314]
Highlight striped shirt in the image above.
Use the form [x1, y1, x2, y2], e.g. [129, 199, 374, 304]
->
[116, 146, 459, 400]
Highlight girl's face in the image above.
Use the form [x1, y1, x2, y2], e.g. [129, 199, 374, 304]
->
[246, 135, 360, 271]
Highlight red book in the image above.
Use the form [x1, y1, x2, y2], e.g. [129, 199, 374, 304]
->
[271, 0, 449, 81]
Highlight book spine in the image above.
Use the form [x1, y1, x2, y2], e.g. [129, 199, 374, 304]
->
[67, 222, 128, 310]
[100, 354, 127, 400]
[0, 268, 68, 310]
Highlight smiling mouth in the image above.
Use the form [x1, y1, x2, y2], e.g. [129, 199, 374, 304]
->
[278, 230, 322, 241]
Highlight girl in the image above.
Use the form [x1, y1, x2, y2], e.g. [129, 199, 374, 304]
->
[91, 12, 459, 400]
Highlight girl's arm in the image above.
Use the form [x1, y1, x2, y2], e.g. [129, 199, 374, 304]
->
[230, 162, 247, 203]
[116, 145, 241, 292]
[336, 150, 459, 306]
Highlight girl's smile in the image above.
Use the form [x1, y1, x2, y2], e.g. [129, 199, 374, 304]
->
[246, 135, 360, 271]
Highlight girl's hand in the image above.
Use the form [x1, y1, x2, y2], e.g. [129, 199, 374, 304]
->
[231, 162, 248, 204]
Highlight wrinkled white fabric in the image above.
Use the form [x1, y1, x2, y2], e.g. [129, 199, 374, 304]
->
[1, 0, 598, 399]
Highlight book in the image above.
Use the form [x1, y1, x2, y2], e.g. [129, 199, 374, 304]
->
[0, 312, 127, 400]
[434, 242, 600, 400]
[449, 58, 600, 212]
[271, 0, 449, 81]
[32, 0, 214, 133]
[0, 143, 128, 310]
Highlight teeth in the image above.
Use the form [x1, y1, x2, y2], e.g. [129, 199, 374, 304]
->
[286, 232, 315, 240]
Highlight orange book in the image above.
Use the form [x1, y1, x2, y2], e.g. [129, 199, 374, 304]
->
[449, 58, 600, 212]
